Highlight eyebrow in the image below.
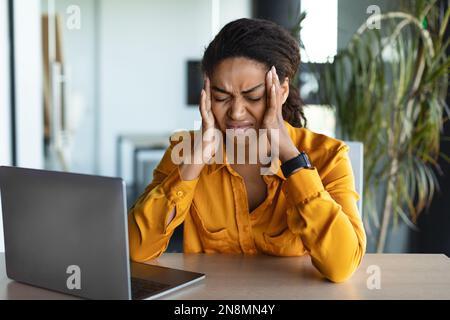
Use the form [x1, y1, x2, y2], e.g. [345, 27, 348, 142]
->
[211, 83, 264, 95]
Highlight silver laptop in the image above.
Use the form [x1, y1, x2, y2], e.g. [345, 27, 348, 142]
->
[0, 166, 205, 300]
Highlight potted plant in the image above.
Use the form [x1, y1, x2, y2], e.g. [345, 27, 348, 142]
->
[319, 0, 450, 252]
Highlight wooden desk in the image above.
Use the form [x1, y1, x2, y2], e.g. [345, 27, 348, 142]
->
[1, 253, 449, 299]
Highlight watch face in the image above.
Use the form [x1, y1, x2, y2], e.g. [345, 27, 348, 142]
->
[301, 152, 312, 167]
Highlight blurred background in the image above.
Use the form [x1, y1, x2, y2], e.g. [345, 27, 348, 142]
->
[0, 0, 448, 255]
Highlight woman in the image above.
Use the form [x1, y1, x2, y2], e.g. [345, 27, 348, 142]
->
[128, 18, 366, 283]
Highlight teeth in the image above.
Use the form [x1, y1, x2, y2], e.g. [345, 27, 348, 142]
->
[226, 125, 252, 134]
[234, 127, 249, 134]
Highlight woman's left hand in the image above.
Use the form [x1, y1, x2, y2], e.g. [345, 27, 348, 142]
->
[262, 66, 300, 163]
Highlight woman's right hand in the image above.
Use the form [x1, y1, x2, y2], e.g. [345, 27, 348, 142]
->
[198, 76, 218, 163]
[179, 76, 217, 180]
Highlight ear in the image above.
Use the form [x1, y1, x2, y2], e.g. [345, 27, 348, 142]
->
[281, 77, 289, 104]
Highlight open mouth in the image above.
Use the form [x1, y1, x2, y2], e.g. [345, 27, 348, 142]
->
[225, 122, 254, 134]
[226, 125, 253, 135]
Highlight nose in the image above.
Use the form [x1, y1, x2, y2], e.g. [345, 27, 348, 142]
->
[227, 97, 247, 121]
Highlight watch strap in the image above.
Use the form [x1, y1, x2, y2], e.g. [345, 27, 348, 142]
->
[281, 152, 312, 178]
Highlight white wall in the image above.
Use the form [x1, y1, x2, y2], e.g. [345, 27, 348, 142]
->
[219, 0, 251, 29]
[14, 0, 44, 169]
[98, 0, 251, 177]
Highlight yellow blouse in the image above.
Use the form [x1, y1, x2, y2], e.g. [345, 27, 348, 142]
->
[128, 121, 366, 282]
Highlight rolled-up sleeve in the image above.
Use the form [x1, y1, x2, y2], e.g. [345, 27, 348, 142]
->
[128, 140, 199, 262]
[281, 144, 366, 282]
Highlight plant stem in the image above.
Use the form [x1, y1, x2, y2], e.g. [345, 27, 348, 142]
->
[377, 157, 398, 253]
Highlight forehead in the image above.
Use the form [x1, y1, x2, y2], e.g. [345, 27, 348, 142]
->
[211, 57, 267, 90]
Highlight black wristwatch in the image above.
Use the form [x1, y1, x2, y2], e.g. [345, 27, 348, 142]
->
[281, 151, 313, 178]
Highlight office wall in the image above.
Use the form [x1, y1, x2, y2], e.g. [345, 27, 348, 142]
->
[13, 0, 44, 169]
[98, 0, 251, 177]
[337, 0, 398, 50]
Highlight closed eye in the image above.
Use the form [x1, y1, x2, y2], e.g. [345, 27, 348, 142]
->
[213, 95, 263, 102]
[247, 96, 263, 102]
[214, 96, 229, 102]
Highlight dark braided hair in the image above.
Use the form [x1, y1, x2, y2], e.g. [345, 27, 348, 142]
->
[202, 18, 306, 128]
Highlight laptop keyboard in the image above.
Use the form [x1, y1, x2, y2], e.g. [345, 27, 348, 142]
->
[131, 277, 171, 300]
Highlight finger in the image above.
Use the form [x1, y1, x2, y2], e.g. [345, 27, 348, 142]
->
[273, 66, 282, 107]
[266, 83, 278, 120]
[271, 66, 281, 108]
[267, 66, 273, 87]
[199, 89, 207, 119]
[200, 91, 215, 133]
[272, 67, 281, 98]
[205, 76, 212, 114]
[272, 66, 280, 87]
[272, 67, 283, 115]
[266, 67, 273, 109]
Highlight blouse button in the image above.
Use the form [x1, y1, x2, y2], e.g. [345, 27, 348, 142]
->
[176, 191, 184, 197]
